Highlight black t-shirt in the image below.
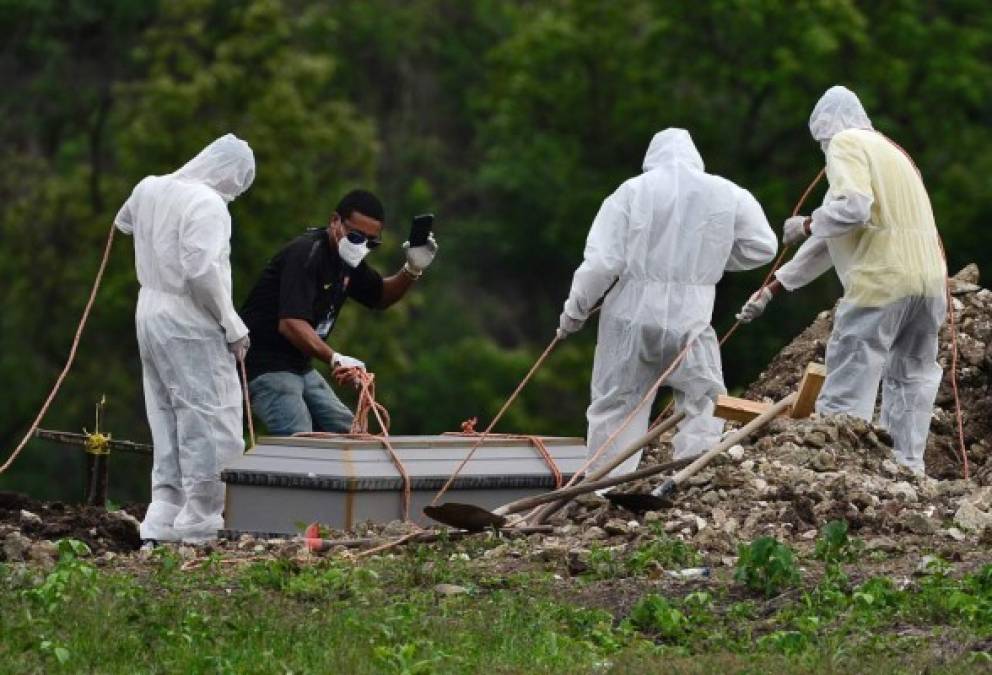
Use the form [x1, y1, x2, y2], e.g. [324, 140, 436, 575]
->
[240, 228, 383, 378]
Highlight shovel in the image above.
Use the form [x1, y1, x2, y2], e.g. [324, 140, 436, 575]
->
[606, 392, 797, 514]
[424, 409, 686, 531]
[424, 455, 695, 531]
[526, 410, 685, 525]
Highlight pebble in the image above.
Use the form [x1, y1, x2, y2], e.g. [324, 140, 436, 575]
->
[603, 519, 629, 536]
[434, 583, 469, 596]
[727, 445, 745, 461]
[914, 555, 942, 576]
[945, 527, 967, 542]
[954, 500, 992, 533]
[27, 540, 58, 567]
[2, 532, 32, 562]
[19, 510, 43, 527]
[581, 527, 607, 541]
[889, 482, 918, 503]
[898, 512, 936, 535]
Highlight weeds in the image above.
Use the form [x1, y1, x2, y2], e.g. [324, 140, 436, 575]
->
[734, 536, 801, 597]
[627, 532, 702, 573]
[814, 520, 863, 564]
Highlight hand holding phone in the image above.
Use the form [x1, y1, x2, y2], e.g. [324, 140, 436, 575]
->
[404, 213, 438, 275]
[409, 213, 434, 248]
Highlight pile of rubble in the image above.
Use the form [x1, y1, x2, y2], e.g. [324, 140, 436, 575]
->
[544, 264, 992, 561]
[558, 413, 992, 563]
[746, 264, 992, 482]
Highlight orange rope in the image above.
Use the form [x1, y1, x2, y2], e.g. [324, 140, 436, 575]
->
[294, 367, 414, 520]
[238, 357, 255, 451]
[427, 334, 562, 507]
[1, 222, 117, 475]
[881, 133, 969, 478]
[946, 281, 969, 478]
[445, 421, 564, 488]
[560, 337, 696, 489]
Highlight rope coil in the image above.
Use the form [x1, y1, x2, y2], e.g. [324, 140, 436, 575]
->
[294, 367, 414, 521]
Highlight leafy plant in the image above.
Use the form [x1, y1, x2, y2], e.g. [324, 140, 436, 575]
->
[24, 539, 96, 613]
[585, 545, 624, 580]
[628, 594, 689, 639]
[814, 520, 862, 564]
[627, 534, 702, 574]
[734, 537, 801, 597]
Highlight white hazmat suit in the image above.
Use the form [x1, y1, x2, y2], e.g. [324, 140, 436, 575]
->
[562, 129, 778, 478]
[115, 134, 255, 542]
[774, 87, 947, 472]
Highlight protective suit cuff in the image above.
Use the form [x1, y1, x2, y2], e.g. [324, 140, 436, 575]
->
[222, 315, 249, 343]
[773, 270, 800, 293]
[562, 298, 589, 323]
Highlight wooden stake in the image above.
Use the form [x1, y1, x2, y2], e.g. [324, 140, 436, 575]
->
[714, 395, 775, 423]
[791, 363, 827, 418]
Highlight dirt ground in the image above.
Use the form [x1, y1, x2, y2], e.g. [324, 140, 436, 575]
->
[2, 265, 990, 572]
[0, 491, 142, 555]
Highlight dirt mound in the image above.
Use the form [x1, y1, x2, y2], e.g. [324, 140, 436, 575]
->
[0, 491, 142, 561]
[746, 265, 992, 482]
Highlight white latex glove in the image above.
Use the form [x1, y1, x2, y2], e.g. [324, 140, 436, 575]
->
[331, 352, 366, 371]
[556, 310, 585, 340]
[229, 335, 250, 362]
[402, 234, 438, 274]
[783, 215, 810, 246]
[736, 287, 773, 324]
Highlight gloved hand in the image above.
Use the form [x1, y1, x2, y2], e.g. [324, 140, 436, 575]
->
[331, 352, 366, 387]
[228, 335, 250, 361]
[331, 352, 366, 371]
[783, 215, 811, 246]
[735, 287, 774, 323]
[402, 234, 438, 276]
[556, 310, 585, 340]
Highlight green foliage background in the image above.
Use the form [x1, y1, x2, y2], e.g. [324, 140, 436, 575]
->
[1, 0, 990, 502]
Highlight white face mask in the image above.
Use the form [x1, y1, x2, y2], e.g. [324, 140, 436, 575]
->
[337, 232, 371, 268]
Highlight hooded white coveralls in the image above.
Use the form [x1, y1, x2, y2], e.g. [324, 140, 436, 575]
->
[563, 129, 778, 478]
[115, 134, 256, 542]
[775, 87, 947, 471]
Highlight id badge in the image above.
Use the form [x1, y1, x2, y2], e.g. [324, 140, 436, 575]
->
[316, 313, 336, 338]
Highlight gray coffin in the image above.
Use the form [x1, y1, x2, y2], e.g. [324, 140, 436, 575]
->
[221, 434, 586, 536]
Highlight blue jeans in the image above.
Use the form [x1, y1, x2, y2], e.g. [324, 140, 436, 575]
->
[248, 369, 354, 435]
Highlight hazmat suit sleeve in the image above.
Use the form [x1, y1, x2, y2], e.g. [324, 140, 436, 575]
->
[810, 133, 874, 238]
[114, 178, 149, 235]
[563, 183, 631, 321]
[774, 235, 834, 291]
[725, 188, 778, 271]
[181, 198, 248, 343]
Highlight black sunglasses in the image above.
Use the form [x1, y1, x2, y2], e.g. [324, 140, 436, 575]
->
[343, 221, 382, 249]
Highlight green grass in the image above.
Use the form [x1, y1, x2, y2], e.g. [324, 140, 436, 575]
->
[0, 534, 990, 674]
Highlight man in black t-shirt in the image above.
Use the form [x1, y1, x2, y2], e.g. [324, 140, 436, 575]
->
[240, 189, 437, 435]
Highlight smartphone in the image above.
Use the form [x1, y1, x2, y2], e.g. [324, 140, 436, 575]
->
[409, 213, 434, 247]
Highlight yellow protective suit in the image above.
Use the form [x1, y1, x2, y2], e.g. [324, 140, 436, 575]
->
[819, 129, 945, 307]
[774, 86, 947, 472]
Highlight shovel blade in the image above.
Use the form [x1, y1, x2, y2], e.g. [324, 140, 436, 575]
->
[423, 503, 508, 532]
[605, 491, 670, 514]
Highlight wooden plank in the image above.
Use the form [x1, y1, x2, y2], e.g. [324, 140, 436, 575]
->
[714, 395, 774, 423]
[34, 428, 152, 455]
[791, 362, 827, 418]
